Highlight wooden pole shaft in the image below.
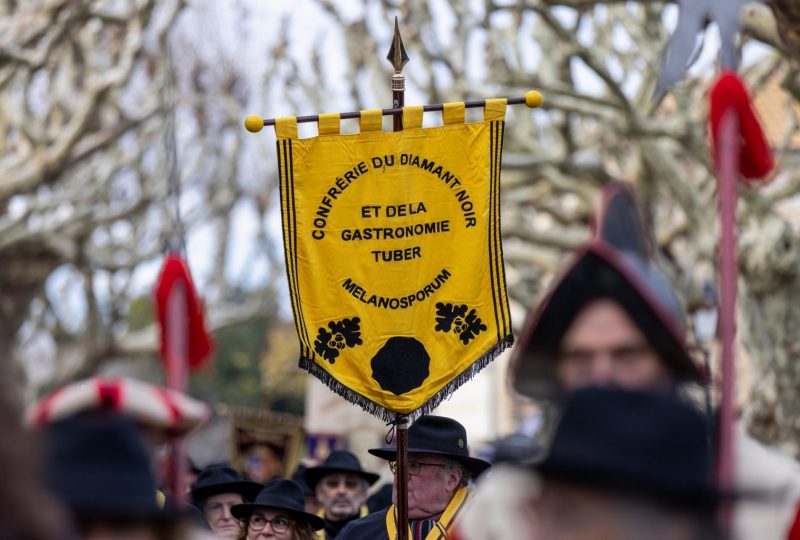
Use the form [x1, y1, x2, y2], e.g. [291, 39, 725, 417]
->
[395, 415, 410, 540]
[716, 108, 739, 534]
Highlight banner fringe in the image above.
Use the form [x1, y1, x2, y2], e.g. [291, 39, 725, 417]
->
[298, 334, 514, 423]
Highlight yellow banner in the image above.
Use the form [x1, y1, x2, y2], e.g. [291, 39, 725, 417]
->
[276, 103, 512, 419]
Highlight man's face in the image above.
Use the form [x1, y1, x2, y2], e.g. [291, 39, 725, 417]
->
[392, 453, 462, 519]
[315, 472, 367, 521]
[556, 299, 672, 391]
[204, 492, 244, 539]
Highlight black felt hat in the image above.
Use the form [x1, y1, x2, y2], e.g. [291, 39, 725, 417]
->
[369, 415, 490, 477]
[535, 386, 720, 510]
[304, 451, 380, 490]
[231, 479, 325, 530]
[191, 465, 263, 504]
[44, 413, 167, 519]
[511, 183, 704, 399]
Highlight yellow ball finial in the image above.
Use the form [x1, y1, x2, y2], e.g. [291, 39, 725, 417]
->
[244, 114, 264, 133]
[524, 90, 543, 108]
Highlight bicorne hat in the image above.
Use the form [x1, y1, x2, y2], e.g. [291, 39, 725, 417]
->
[231, 479, 325, 530]
[369, 415, 490, 477]
[510, 182, 704, 398]
[535, 386, 721, 510]
[191, 465, 262, 505]
[304, 450, 380, 491]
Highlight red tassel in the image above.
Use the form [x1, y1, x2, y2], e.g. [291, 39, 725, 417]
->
[709, 70, 775, 182]
[155, 254, 214, 371]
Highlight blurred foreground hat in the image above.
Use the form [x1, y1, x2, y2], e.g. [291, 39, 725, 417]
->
[44, 414, 167, 519]
[27, 377, 209, 438]
[535, 387, 720, 510]
[231, 479, 325, 530]
[369, 415, 490, 477]
[510, 182, 704, 399]
[305, 451, 379, 490]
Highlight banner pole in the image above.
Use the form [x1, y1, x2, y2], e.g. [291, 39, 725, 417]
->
[716, 107, 739, 535]
[387, 17, 410, 540]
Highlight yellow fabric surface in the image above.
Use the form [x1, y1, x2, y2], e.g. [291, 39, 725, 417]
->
[403, 106, 424, 129]
[484, 99, 507, 122]
[319, 113, 341, 136]
[360, 109, 383, 132]
[442, 102, 465, 125]
[276, 117, 298, 139]
[275, 109, 512, 417]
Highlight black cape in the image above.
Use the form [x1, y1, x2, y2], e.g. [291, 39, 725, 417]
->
[337, 508, 389, 540]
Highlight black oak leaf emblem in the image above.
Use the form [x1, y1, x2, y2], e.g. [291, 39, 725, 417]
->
[314, 317, 363, 364]
[434, 303, 468, 333]
[329, 317, 362, 347]
[314, 327, 340, 363]
[434, 303, 487, 344]
[459, 309, 487, 345]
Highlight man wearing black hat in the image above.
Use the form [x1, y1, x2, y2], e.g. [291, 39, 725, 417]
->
[338, 415, 489, 540]
[191, 465, 262, 539]
[510, 182, 703, 399]
[531, 386, 723, 540]
[509, 183, 800, 540]
[304, 451, 379, 538]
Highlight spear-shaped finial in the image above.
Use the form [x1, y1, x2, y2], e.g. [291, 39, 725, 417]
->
[386, 16, 409, 75]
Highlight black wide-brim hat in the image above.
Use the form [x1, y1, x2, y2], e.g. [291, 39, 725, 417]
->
[191, 465, 263, 503]
[369, 415, 491, 477]
[304, 450, 380, 491]
[511, 183, 705, 399]
[231, 479, 325, 531]
[534, 386, 724, 510]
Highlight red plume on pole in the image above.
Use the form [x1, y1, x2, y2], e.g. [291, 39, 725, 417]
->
[154, 253, 214, 372]
[709, 70, 775, 182]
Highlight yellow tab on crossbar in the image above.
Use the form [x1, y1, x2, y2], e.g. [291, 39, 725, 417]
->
[484, 98, 507, 121]
[360, 109, 383, 132]
[275, 117, 298, 139]
[443, 102, 465, 125]
[318, 113, 341, 136]
[403, 106, 423, 129]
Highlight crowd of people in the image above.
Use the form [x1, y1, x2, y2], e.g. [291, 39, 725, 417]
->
[6, 182, 800, 539]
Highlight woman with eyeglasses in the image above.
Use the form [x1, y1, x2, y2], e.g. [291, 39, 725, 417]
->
[232, 479, 325, 540]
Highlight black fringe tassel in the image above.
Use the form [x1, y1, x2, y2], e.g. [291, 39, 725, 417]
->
[298, 334, 515, 423]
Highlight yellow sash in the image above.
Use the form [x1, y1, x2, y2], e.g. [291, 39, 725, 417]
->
[315, 505, 369, 538]
[384, 486, 472, 539]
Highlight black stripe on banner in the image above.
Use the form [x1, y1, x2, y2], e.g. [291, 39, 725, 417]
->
[495, 122, 511, 335]
[488, 122, 502, 343]
[287, 141, 312, 357]
[491, 121, 505, 338]
[492, 120, 506, 339]
[278, 141, 305, 356]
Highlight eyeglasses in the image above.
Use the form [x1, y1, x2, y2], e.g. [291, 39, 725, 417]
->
[248, 514, 291, 533]
[389, 460, 447, 476]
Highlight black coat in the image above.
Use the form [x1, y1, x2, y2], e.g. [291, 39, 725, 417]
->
[337, 508, 389, 540]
